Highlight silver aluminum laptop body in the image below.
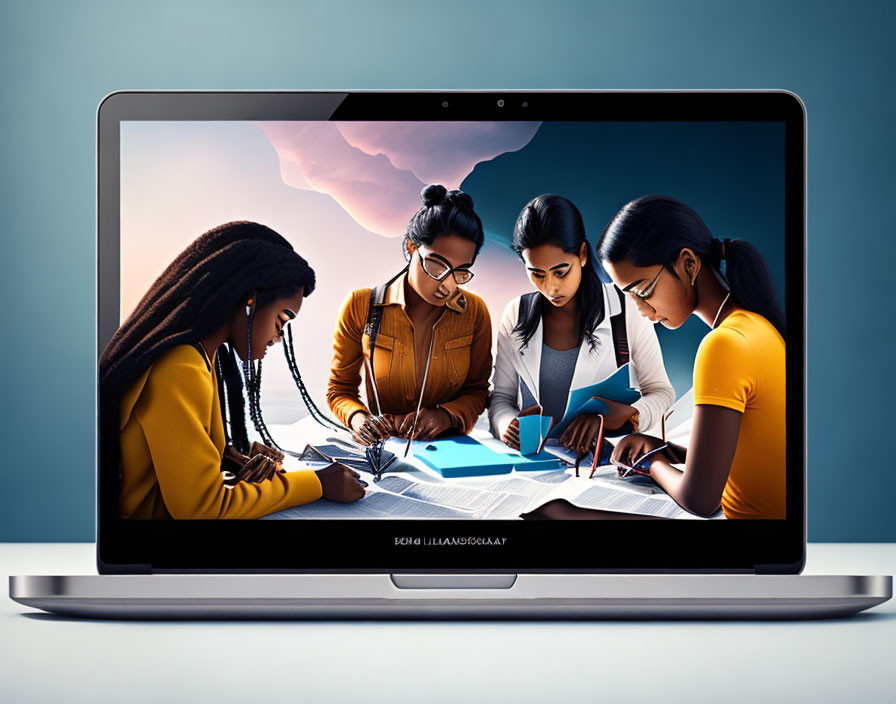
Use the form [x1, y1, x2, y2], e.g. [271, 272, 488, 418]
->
[10, 90, 891, 619]
[11, 573, 890, 620]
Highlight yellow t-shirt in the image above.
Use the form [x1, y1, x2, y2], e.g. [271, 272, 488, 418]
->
[693, 309, 786, 519]
[118, 344, 322, 519]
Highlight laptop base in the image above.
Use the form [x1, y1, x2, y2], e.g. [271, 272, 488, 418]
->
[10, 573, 891, 620]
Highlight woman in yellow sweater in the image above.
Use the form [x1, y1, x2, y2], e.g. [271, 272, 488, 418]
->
[596, 195, 786, 520]
[99, 221, 365, 519]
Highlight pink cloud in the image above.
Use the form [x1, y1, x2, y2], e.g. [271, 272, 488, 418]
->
[335, 122, 541, 188]
[259, 122, 422, 237]
[258, 121, 541, 237]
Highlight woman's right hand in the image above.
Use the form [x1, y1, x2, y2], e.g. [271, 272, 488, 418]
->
[502, 418, 521, 450]
[315, 462, 367, 502]
[610, 433, 665, 469]
[349, 412, 394, 446]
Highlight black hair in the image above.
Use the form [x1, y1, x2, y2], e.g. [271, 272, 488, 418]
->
[510, 194, 606, 350]
[99, 221, 317, 456]
[596, 194, 785, 338]
[403, 184, 485, 260]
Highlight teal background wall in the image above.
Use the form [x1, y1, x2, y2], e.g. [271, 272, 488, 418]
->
[1, 0, 893, 541]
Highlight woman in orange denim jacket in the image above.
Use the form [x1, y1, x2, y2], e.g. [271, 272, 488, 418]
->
[327, 184, 492, 444]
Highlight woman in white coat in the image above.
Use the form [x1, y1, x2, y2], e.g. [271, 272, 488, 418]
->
[490, 194, 675, 456]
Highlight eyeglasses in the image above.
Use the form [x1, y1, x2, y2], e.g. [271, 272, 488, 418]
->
[418, 248, 475, 285]
[627, 265, 665, 300]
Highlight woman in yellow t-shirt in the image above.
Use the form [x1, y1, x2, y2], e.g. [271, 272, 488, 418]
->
[99, 221, 365, 519]
[596, 195, 786, 519]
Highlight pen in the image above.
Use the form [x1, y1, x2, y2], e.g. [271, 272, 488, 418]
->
[614, 443, 670, 477]
[534, 406, 548, 454]
[588, 415, 605, 479]
[404, 335, 435, 458]
[662, 408, 675, 444]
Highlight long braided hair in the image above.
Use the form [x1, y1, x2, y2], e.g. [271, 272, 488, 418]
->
[99, 221, 317, 465]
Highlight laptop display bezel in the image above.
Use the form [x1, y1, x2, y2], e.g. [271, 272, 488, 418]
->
[97, 91, 805, 574]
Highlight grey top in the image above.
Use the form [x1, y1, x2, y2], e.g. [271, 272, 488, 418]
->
[520, 342, 580, 436]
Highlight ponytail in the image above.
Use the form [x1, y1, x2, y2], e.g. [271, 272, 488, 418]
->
[720, 238, 786, 339]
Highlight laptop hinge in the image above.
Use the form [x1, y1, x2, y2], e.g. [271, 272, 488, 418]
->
[391, 574, 517, 589]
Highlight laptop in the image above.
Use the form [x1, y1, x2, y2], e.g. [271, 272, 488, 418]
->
[10, 90, 891, 619]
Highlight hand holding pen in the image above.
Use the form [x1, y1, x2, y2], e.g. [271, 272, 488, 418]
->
[349, 412, 395, 446]
[610, 434, 670, 477]
[560, 414, 606, 456]
[396, 408, 454, 442]
[314, 462, 367, 502]
[565, 415, 605, 478]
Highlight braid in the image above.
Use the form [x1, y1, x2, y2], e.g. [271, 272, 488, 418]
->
[218, 343, 249, 454]
[246, 356, 282, 452]
[237, 326, 347, 457]
[283, 324, 345, 433]
[99, 221, 316, 478]
[237, 308, 291, 455]
[214, 348, 231, 446]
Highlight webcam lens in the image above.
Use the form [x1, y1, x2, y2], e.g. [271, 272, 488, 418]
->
[497, 99, 505, 108]
[441, 101, 449, 108]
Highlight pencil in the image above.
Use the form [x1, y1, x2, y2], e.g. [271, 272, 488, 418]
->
[589, 415, 605, 479]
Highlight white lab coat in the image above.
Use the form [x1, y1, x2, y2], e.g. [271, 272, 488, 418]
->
[489, 283, 675, 440]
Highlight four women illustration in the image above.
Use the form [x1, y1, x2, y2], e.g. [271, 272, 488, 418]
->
[102, 188, 785, 520]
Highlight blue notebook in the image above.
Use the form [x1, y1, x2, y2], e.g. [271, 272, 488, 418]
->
[413, 435, 563, 478]
[508, 448, 565, 472]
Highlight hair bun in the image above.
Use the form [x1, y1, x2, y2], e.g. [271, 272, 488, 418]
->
[445, 189, 474, 212]
[421, 184, 448, 207]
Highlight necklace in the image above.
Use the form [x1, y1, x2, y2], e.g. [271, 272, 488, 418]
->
[712, 292, 732, 329]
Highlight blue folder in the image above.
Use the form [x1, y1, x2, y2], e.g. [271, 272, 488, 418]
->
[519, 363, 640, 443]
[518, 415, 553, 455]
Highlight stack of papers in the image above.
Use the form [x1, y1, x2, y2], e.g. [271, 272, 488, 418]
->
[260, 416, 717, 521]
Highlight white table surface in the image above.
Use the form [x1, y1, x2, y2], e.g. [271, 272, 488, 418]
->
[3, 543, 895, 703]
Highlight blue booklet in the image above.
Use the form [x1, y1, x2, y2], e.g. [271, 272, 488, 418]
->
[518, 414, 553, 455]
[518, 363, 640, 445]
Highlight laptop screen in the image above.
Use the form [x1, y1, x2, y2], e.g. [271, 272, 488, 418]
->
[105, 113, 787, 526]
